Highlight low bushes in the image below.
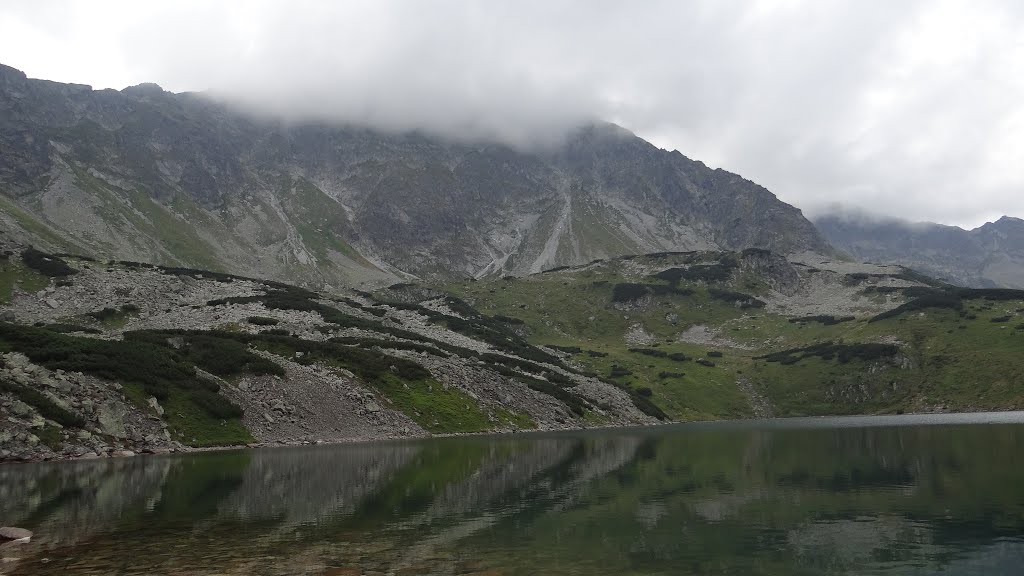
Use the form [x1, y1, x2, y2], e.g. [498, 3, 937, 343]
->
[788, 315, 856, 326]
[756, 341, 899, 365]
[708, 288, 766, 309]
[629, 347, 667, 358]
[21, 248, 78, 277]
[246, 316, 279, 326]
[0, 377, 85, 428]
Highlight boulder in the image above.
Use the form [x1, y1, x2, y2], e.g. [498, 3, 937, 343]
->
[0, 528, 31, 541]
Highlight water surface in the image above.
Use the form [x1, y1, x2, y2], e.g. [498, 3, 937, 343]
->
[3, 413, 1024, 575]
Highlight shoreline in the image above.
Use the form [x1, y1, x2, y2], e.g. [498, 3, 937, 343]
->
[7, 408, 1024, 465]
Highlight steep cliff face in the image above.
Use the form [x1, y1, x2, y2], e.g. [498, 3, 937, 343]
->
[816, 213, 1024, 288]
[0, 64, 833, 287]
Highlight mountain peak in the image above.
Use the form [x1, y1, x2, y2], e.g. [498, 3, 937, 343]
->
[121, 82, 166, 97]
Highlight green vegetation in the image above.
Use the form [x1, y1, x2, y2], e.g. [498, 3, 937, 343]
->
[0, 376, 85, 428]
[0, 323, 258, 446]
[446, 252, 1024, 420]
[86, 304, 141, 327]
[20, 248, 78, 277]
[246, 316, 280, 326]
[0, 257, 50, 303]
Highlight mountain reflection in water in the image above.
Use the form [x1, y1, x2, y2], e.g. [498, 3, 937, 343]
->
[3, 413, 1024, 575]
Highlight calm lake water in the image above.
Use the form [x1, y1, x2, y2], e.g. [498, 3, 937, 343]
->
[3, 413, 1024, 575]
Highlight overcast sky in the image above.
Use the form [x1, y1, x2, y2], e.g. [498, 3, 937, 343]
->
[1, 0, 1021, 228]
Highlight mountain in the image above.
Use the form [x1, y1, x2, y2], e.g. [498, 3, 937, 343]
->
[815, 212, 1024, 288]
[4, 241, 1023, 460]
[0, 63, 832, 288]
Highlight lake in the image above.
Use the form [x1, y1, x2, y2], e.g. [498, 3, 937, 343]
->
[3, 412, 1024, 575]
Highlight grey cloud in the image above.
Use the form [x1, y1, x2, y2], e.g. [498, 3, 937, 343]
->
[2, 0, 1023, 226]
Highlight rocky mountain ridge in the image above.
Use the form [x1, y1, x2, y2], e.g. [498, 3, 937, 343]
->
[815, 213, 1024, 288]
[0, 63, 833, 288]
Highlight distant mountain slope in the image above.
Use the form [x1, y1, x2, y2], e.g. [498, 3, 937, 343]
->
[815, 213, 1024, 288]
[0, 63, 833, 287]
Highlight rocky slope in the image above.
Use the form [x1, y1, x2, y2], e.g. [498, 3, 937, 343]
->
[0, 63, 832, 287]
[815, 213, 1024, 289]
[0, 237, 657, 462]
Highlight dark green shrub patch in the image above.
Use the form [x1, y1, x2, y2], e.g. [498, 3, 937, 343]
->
[0, 377, 85, 428]
[668, 353, 689, 362]
[41, 323, 101, 334]
[658, 371, 684, 379]
[636, 387, 653, 397]
[21, 248, 78, 277]
[653, 263, 735, 285]
[247, 316, 280, 326]
[991, 316, 1012, 323]
[548, 345, 583, 354]
[870, 294, 964, 322]
[708, 288, 766, 308]
[755, 341, 899, 365]
[707, 351, 723, 358]
[611, 282, 693, 303]
[586, 350, 609, 358]
[695, 359, 716, 367]
[0, 324, 253, 434]
[629, 347, 668, 358]
[609, 366, 633, 377]
[788, 315, 856, 326]
[87, 304, 139, 323]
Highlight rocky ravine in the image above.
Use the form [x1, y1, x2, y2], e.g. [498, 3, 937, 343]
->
[0, 244, 655, 462]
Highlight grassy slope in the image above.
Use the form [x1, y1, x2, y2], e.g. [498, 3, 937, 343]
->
[0, 258, 50, 304]
[445, 258, 1024, 420]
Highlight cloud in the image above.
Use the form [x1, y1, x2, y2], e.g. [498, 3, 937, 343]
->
[1, 0, 1022, 227]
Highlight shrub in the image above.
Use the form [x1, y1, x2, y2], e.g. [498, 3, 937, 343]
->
[20, 248, 78, 277]
[492, 314, 525, 325]
[668, 353, 689, 362]
[870, 294, 964, 322]
[695, 359, 716, 367]
[629, 347, 668, 358]
[636, 387, 653, 397]
[247, 316, 280, 326]
[612, 283, 652, 303]
[548, 345, 583, 354]
[0, 377, 85, 428]
[586, 350, 609, 358]
[658, 371, 684, 379]
[755, 342, 899, 365]
[991, 316, 1011, 323]
[709, 288, 766, 308]
[609, 367, 633, 377]
[788, 315, 855, 326]
[42, 323, 101, 334]
[707, 351, 723, 358]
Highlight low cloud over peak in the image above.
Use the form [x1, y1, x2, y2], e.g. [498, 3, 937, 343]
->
[2, 0, 1023, 226]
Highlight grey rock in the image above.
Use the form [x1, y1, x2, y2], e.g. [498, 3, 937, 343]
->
[9, 401, 32, 417]
[147, 396, 164, 416]
[0, 527, 32, 541]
